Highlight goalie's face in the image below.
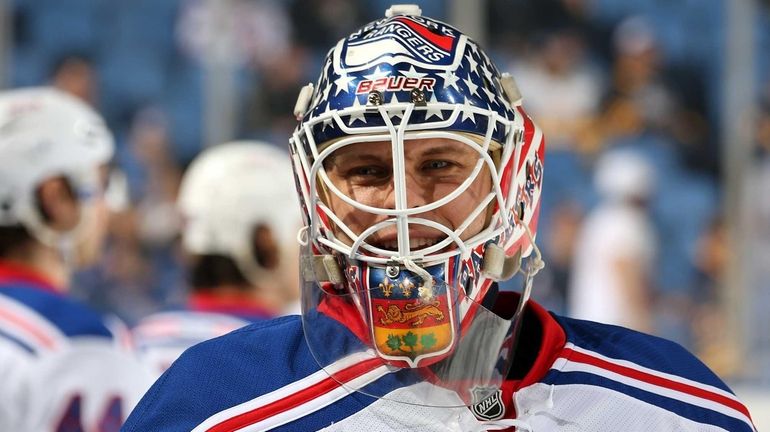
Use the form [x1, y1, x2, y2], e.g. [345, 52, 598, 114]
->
[322, 137, 492, 253]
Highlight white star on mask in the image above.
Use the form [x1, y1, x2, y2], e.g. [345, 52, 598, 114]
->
[321, 103, 334, 131]
[364, 66, 389, 81]
[312, 68, 329, 105]
[482, 85, 498, 105]
[424, 92, 444, 120]
[401, 65, 427, 80]
[465, 51, 479, 74]
[480, 62, 494, 82]
[334, 71, 356, 95]
[438, 69, 461, 91]
[463, 75, 479, 96]
[322, 79, 332, 102]
[347, 96, 367, 125]
[389, 93, 404, 120]
[462, 97, 476, 124]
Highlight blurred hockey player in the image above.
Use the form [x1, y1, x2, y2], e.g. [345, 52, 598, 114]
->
[0, 87, 153, 431]
[132, 142, 301, 375]
[569, 148, 657, 332]
[124, 5, 755, 431]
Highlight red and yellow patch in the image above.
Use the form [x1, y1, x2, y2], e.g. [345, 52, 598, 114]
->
[365, 265, 456, 366]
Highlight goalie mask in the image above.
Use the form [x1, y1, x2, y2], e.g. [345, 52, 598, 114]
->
[290, 5, 545, 407]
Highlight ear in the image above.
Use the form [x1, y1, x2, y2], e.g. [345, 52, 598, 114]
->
[36, 177, 80, 231]
[251, 224, 280, 270]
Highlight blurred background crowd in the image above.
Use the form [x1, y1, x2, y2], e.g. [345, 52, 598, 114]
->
[1, 0, 768, 420]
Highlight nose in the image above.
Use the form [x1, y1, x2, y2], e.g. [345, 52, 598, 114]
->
[405, 171, 433, 210]
[405, 181, 430, 210]
[379, 173, 430, 211]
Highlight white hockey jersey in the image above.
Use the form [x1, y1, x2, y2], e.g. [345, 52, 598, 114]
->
[122, 292, 756, 431]
[0, 261, 154, 432]
[132, 291, 275, 376]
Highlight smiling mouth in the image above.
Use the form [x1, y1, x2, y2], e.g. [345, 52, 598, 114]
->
[371, 237, 444, 252]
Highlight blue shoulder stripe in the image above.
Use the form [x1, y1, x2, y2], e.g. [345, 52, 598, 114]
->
[544, 370, 753, 432]
[0, 284, 113, 339]
[124, 314, 402, 432]
[552, 314, 732, 393]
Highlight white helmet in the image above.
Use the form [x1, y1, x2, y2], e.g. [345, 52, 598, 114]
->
[177, 141, 300, 285]
[0, 87, 114, 245]
[594, 148, 654, 201]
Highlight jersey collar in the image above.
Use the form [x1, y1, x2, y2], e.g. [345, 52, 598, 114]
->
[0, 259, 61, 293]
[188, 291, 276, 321]
[495, 292, 566, 420]
[319, 289, 567, 392]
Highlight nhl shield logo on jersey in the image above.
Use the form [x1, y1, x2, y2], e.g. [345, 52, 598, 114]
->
[471, 387, 506, 421]
[366, 264, 455, 367]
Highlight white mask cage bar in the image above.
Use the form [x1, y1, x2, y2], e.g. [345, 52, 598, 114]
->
[290, 98, 524, 267]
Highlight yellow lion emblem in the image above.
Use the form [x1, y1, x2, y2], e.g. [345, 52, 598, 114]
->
[377, 300, 445, 326]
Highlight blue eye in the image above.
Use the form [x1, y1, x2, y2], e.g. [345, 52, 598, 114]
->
[424, 160, 450, 170]
[344, 165, 391, 184]
[355, 166, 385, 176]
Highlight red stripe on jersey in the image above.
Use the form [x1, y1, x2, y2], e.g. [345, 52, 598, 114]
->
[188, 292, 276, 319]
[206, 358, 384, 432]
[561, 347, 752, 420]
[0, 260, 61, 292]
[0, 305, 58, 349]
[317, 296, 371, 346]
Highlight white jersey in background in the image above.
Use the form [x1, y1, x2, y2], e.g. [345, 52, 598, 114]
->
[132, 310, 250, 377]
[132, 291, 277, 377]
[0, 262, 154, 432]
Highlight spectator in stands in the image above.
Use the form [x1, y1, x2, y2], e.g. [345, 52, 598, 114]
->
[569, 148, 657, 332]
[512, 26, 603, 153]
[49, 53, 98, 106]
